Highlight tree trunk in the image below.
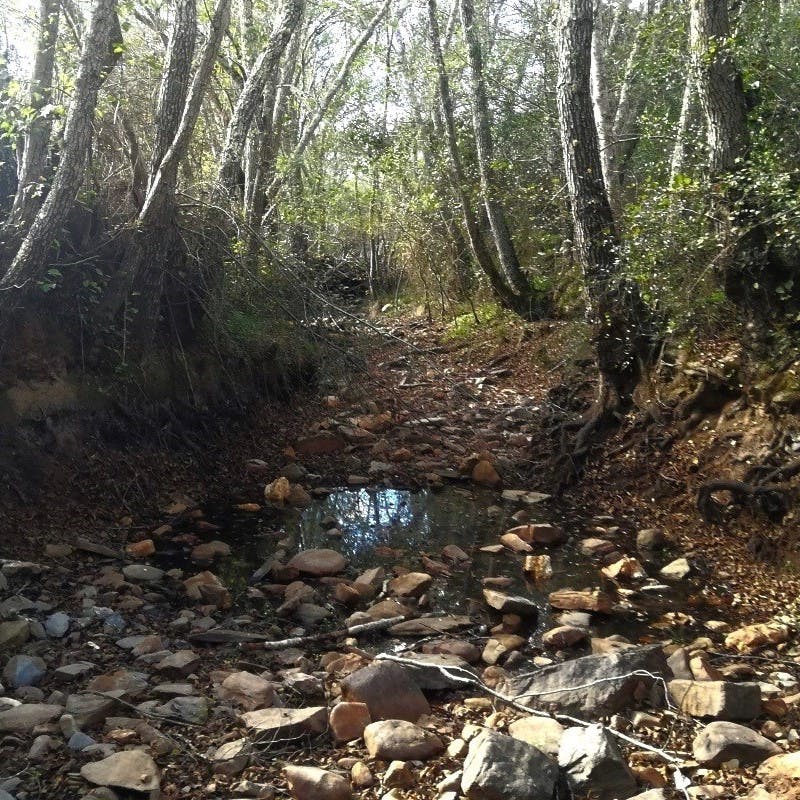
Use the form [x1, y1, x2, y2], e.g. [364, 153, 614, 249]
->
[4, 0, 60, 235]
[427, 0, 529, 315]
[669, 69, 697, 185]
[0, 0, 120, 302]
[459, 0, 534, 303]
[216, 0, 305, 200]
[690, 0, 767, 306]
[556, 0, 653, 427]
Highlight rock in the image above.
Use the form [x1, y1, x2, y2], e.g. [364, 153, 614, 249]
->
[68, 731, 97, 751]
[295, 603, 331, 627]
[389, 572, 433, 597]
[286, 549, 347, 577]
[363, 719, 444, 761]
[666, 647, 692, 680]
[341, 661, 429, 722]
[190, 541, 231, 562]
[87, 670, 149, 699]
[0, 703, 62, 732]
[155, 650, 201, 678]
[155, 696, 209, 724]
[421, 639, 482, 664]
[629, 792, 668, 800]
[499, 533, 533, 553]
[542, 626, 589, 649]
[240, 706, 328, 737]
[483, 589, 538, 617]
[472, 460, 501, 487]
[330, 701, 371, 742]
[461, 729, 558, 800]
[126, 539, 156, 558]
[218, 671, 275, 711]
[351, 761, 375, 788]
[212, 738, 251, 776]
[548, 588, 613, 614]
[523, 554, 553, 583]
[693, 721, 781, 767]
[498, 645, 669, 718]
[265, 476, 292, 503]
[383, 760, 415, 789]
[506, 524, 565, 545]
[483, 635, 526, 665]
[668, 680, 762, 720]
[295, 432, 346, 455]
[0, 620, 30, 651]
[3, 655, 46, 688]
[602, 556, 646, 581]
[121, 564, 164, 583]
[725, 623, 790, 653]
[558, 723, 638, 800]
[28, 733, 55, 760]
[636, 529, 665, 549]
[398, 653, 475, 690]
[182, 571, 232, 607]
[507, 717, 564, 757]
[80, 749, 160, 792]
[284, 766, 351, 800]
[45, 612, 71, 638]
[66, 694, 119, 729]
[659, 557, 691, 580]
[758, 751, 800, 781]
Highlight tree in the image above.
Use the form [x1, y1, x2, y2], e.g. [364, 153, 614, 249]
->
[556, 0, 655, 465]
[0, 0, 121, 303]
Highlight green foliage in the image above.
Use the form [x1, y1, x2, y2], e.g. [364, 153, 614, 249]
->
[443, 301, 516, 343]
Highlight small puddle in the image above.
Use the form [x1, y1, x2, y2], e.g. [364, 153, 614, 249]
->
[158, 487, 713, 645]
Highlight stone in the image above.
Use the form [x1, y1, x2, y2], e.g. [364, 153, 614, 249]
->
[499, 533, 533, 553]
[190, 541, 232, 562]
[636, 529, 665, 549]
[0, 620, 30, 651]
[523, 555, 553, 583]
[80, 749, 160, 792]
[152, 696, 207, 724]
[218, 671, 275, 711]
[155, 650, 201, 678]
[659, 558, 691, 580]
[66, 694, 119, 729]
[758, 751, 800, 780]
[284, 765, 351, 800]
[122, 564, 164, 583]
[87, 670, 149, 699]
[508, 716, 564, 757]
[286, 549, 347, 577]
[506, 524, 565, 545]
[341, 661, 429, 722]
[421, 639, 482, 664]
[363, 719, 445, 761]
[329, 701, 371, 742]
[383, 761, 415, 789]
[295, 432, 346, 455]
[389, 572, 432, 597]
[472, 460, 501, 487]
[240, 706, 328, 737]
[461, 729, 558, 800]
[45, 612, 71, 638]
[28, 733, 56, 760]
[212, 738, 251, 776]
[265, 476, 291, 503]
[53, 661, 95, 683]
[483, 589, 538, 617]
[725, 623, 790, 653]
[295, 602, 331, 627]
[668, 680, 762, 720]
[558, 723, 638, 800]
[483, 635, 526, 666]
[542, 626, 589, 649]
[68, 731, 96, 751]
[3, 655, 46, 688]
[182, 571, 232, 607]
[126, 539, 156, 558]
[499, 645, 669, 718]
[0, 703, 62, 732]
[398, 652, 475, 690]
[351, 761, 375, 788]
[693, 721, 780, 767]
[602, 557, 646, 581]
[548, 588, 613, 614]
[666, 647, 692, 680]
[389, 615, 472, 636]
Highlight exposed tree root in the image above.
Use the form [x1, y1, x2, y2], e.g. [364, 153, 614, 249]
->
[697, 478, 792, 523]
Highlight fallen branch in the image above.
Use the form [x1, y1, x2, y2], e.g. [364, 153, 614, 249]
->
[240, 615, 408, 652]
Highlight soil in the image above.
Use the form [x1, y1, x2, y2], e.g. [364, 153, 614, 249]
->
[1, 308, 799, 800]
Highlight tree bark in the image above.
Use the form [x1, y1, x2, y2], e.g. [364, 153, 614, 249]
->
[669, 69, 697, 185]
[0, 0, 120, 300]
[5, 0, 61, 233]
[459, 0, 533, 303]
[556, 0, 652, 424]
[216, 0, 305, 199]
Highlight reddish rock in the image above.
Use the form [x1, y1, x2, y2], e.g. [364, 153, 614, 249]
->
[126, 539, 155, 558]
[284, 765, 352, 800]
[191, 540, 232, 562]
[389, 572, 433, 598]
[286, 549, 347, 577]
[548, 588, 613, 614]
[363, 719, 445, 761]
[542, 626, 589, 649]
[329, 701, 371, 743]
[499, 533, 533, 553]
[217, 671, 275, 711]
[507, 524, 565, 545]
[472, 460, 501, 487]
[295, 432, 346, 455]
[183, 571, 232, 608]
[341, 661, 429, 722]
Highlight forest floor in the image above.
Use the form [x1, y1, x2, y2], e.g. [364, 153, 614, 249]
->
[1, 308, 799, 799]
